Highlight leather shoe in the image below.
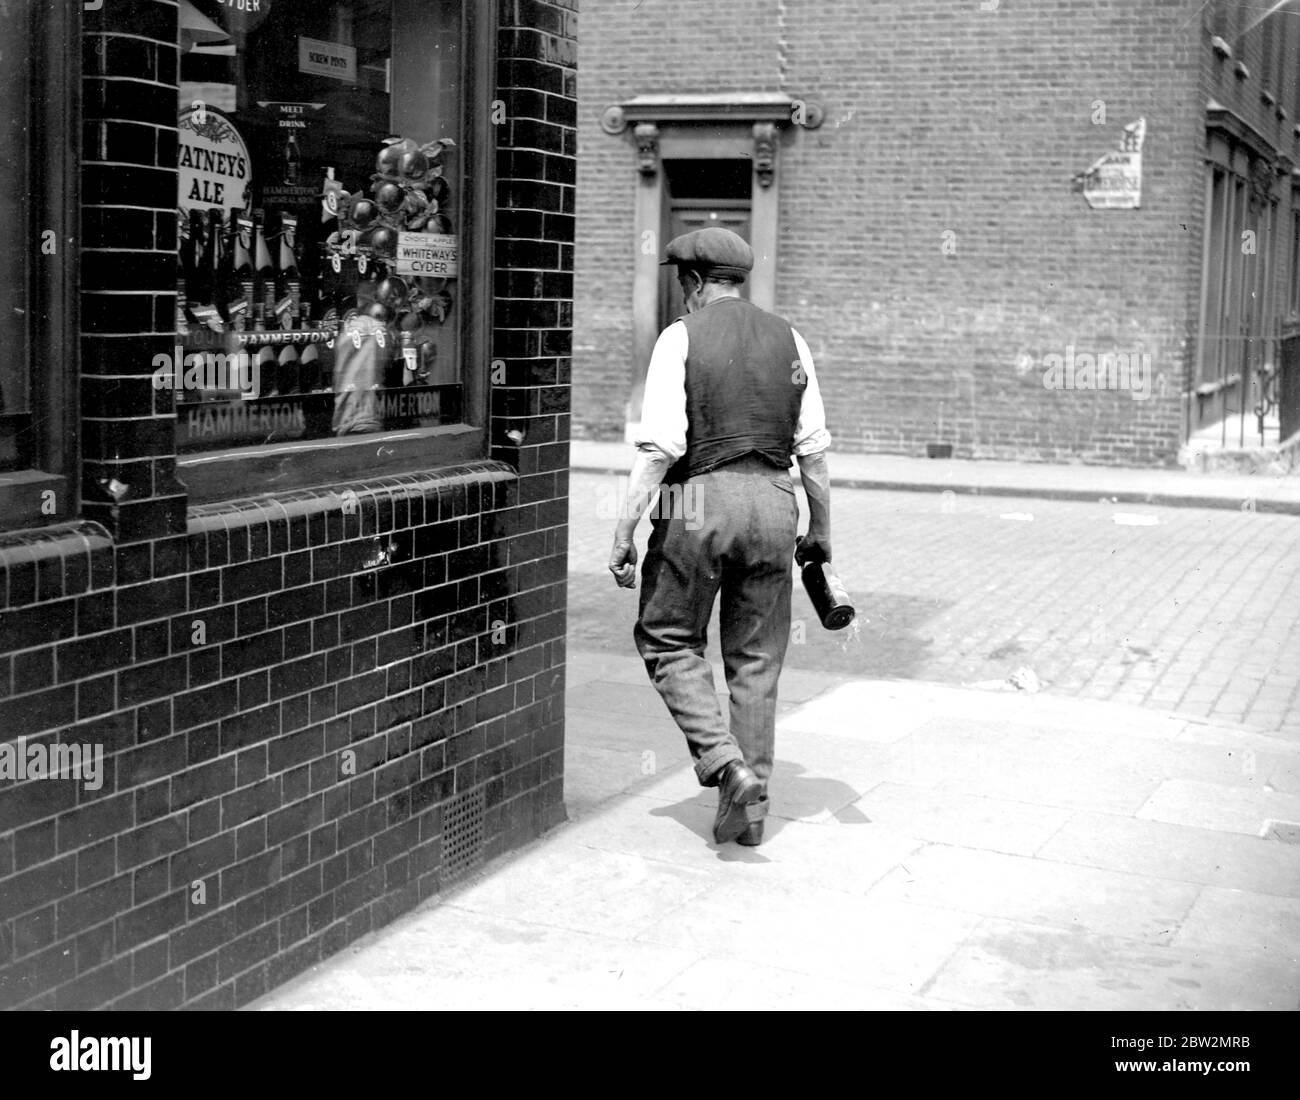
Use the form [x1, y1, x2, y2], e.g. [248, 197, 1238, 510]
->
[712, 760, 763, 844]
[736, 796, 768, 846]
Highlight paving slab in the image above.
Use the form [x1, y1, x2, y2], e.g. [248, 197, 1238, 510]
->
[563, 706, 684, 756]
[254, 906, 700, 1011]
[768, 729, 994, 795]
[567, 679, 680, 722]
[579, 792, 925, 895]
[1172, 886, 1300, 957]
[566, 650, 647, 688]
[444, 841, 718, 940]
[568, 650, 840, 707]
[866, 844, 1202, 945]
[855, 783, 1074, 856]
[923, 916, 1300, 1011]
[1137, 777, 1300, 835]
[633, 878, 982, 993]
[561, 742, 656, 817]
[650, 955, 963, 1011]
[776, 681, 941, 742]
[1075, 732, 1300, 793]
[935, 752, 1165, 816]
[1037, 810, 1300, 897]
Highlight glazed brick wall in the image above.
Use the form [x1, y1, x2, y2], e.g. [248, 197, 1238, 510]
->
[79, 0, 188, 542]
[574, 0, 1300, 465]
[0, 0, 576, 1010]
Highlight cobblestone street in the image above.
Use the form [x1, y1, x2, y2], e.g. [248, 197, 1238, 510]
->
[567, 471, 1300, 738]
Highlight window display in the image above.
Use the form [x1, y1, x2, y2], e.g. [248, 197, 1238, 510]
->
[171, 0, 463, 453]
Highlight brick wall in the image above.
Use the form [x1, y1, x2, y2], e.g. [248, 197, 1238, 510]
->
[574, 0, 1298, 466]
[0, 0, 576, 1010]
[1195, 0, 1300, 399]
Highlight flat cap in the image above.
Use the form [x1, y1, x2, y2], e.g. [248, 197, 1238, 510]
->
[660, 227, 754, 281]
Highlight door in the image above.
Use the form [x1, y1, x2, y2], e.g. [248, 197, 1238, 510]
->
[660, 203, 751, 328]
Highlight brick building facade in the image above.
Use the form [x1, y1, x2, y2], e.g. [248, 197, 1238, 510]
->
[574, 0, 1300, 466]
[0, 0, 576, 1009]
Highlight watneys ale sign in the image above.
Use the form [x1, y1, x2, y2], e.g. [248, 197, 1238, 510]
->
[178, 104, 252, 213]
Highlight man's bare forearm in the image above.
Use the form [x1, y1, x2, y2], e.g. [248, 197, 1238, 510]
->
[797, 450, 831, 539]
[615, 448, 673, 541]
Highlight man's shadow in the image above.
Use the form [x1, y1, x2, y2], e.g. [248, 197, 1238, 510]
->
[647, 760, 871, 860]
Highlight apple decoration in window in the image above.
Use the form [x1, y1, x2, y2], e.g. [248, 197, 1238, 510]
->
[321, 136, 456, 400]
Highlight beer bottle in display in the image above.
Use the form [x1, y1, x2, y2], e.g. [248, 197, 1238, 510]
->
[233, 216, 255, 330]
[284, 133, 301, 186]
[255, 215, 276, 323]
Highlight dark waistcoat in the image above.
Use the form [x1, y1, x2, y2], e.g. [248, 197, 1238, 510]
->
[666, 297, 804, 482]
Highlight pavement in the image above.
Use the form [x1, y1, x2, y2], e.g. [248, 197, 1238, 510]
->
[250, 446, 1300, 1011]
[254, 652, 1300, 1010]
[569, 439, 1300, 514]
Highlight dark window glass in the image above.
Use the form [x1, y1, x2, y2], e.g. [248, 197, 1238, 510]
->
[173, 0, 463, 454]
[0, 1, 32, 471]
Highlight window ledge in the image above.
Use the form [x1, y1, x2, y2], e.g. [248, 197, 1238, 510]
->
[0, 470, 70, 531]
[178, 423, 486, 505]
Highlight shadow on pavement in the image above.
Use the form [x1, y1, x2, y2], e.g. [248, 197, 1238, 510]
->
[646, 759, 874, 851]
[567, 570, 950, 680]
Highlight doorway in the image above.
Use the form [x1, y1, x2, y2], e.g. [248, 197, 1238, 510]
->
[660, 159, 752, 329]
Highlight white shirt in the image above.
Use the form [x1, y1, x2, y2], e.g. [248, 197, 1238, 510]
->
[634, 314, 832, 461]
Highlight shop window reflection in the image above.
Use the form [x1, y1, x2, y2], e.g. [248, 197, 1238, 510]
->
[174, 0, 463, 455]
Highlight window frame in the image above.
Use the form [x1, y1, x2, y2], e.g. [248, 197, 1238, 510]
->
[1290, 205, 1300, 318]
[175, 0, 495, 505]
[0, 0, 81, 530]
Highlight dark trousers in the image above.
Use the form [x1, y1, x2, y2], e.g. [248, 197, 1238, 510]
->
[634, 454, 798, 790]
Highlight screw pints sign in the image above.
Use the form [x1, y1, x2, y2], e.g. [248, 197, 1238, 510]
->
[178, 104, 252, 213]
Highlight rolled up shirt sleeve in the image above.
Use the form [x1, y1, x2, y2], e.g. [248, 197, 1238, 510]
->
[633, 321, 689, 461]
[791, 328, 832, 456]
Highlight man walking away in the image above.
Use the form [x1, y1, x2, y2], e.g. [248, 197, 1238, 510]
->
[608, 227, 833, 847]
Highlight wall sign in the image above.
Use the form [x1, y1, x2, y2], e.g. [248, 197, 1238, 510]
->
[177, 104, 252, 212]
[396, 233, 459, 277]
[298, 36, 357, 83]
[1077, 118, 1145, 210]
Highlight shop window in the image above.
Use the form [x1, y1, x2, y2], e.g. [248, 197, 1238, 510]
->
[173, 0, 487, 496]
[0, 4, 34, 473]
[0, 0, 78, 527]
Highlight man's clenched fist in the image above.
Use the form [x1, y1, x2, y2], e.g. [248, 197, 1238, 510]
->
[608, 538, 638, 588]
